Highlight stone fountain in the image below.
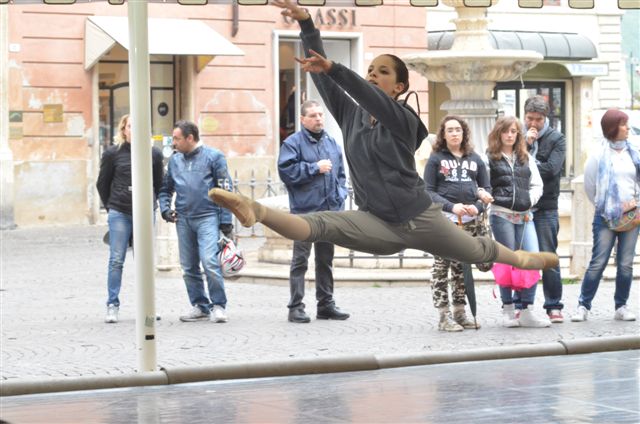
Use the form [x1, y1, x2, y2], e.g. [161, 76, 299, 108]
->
[404, 0, 543, 153]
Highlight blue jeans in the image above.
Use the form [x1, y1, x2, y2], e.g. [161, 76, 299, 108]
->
[176, 215, 227, 312]
[533, 209, 564, 311]
[578, 214, 639, 310]
[106, 209, 133, 306]
[287, 241, 335, 310]
[490, 214, 539, 308]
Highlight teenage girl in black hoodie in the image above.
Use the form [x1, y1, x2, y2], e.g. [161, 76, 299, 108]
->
[210, 0, 557, 273]
[424, 116, 493, 331]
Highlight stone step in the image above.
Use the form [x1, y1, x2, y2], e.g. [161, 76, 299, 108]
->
[236, 249, 639, 287]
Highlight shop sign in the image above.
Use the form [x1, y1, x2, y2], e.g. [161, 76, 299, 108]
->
[43, 104, 63, 123]
[564, 63, 608, 77]
[9, 111, 22, 123]
[9, 126, 22, 140]
[202, 116, 219, 133]
[283, 8, 356, 28]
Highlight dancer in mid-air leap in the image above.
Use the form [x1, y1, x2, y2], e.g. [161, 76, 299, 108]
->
[210, 0, 558, 273]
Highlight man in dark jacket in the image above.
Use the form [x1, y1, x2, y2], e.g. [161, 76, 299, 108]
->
[278, 100, 349, 323]
[159, 120, 234, 324]
[524, 95, 567, 323]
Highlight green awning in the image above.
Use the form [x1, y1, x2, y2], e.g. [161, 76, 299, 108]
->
[428, 30, 598, 61]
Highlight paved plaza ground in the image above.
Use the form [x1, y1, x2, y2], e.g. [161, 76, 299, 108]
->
[1, 224, 638, 381]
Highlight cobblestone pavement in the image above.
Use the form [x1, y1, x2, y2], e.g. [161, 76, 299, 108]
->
[1, 225, 638, 381]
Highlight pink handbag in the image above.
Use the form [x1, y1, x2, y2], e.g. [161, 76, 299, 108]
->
[492, 263, 540, 290]
[491, 213, 540, 290]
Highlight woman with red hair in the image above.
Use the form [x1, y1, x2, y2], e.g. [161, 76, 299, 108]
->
[571, 109, 640, 322]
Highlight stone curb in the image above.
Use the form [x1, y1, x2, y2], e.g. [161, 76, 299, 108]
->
[0, 372, 168, 398]
[1, 335, 638, 397]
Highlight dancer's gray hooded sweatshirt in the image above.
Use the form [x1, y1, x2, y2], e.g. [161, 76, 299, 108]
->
[299, 18, 430, 224]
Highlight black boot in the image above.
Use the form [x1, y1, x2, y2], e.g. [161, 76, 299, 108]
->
[288, 308, 311, 323]
[317, 305, 350, 320]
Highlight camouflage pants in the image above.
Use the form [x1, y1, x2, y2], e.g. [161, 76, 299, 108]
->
[431, 218, 490, 309]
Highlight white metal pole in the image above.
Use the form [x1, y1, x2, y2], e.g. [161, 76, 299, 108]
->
[1, 5, 16, 230]
[127, 0, 157, 372]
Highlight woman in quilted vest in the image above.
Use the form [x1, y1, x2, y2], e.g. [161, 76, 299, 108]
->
[487, 116, 551, 328]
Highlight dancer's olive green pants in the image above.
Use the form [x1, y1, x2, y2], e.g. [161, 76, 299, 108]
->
[302, 203, 497, 264]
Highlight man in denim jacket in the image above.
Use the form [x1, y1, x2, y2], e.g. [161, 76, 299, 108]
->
[278, 100, 349, 323]
[159, 120, 234, 323]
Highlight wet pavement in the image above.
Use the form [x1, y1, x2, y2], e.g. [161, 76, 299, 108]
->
[1, 350, 638, 423]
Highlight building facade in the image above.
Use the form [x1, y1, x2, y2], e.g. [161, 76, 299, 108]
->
[1, 1, 635, 228]
[426, 1, 632, 178]
[2, 2, 428, 227]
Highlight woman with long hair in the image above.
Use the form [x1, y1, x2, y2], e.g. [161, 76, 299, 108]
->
[486, 116, 550, 328]
[96, 114, 164, 323]
[424, 115, 493, 331]
[571, 109, 639, 322]
[210, 1, 558, 292]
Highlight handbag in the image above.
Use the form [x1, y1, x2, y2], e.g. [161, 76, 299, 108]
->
[491, 213, 540, 290]
[606, 181, 640, 232]
[492, 263, 540, 290]
[456, 212, 493, 272]
[475, 211, 494, 272]
[607, 207, 640, 232]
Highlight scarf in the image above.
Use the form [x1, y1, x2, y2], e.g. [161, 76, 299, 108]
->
[594, 139, 640, 222]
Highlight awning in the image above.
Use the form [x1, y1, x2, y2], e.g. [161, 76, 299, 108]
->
[84, 16, 244, 70]
[428, 30, 597, 61]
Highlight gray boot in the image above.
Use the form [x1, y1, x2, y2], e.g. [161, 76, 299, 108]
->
[438, 307, 463, 332]
[453, 304, 480, 329]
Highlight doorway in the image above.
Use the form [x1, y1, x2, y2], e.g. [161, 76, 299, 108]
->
[97, 45, 176, 155]
[277, 36, 357, 150]
[494, 81, 568, 176]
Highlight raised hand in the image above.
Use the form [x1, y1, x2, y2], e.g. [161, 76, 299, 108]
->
[525, 127, 538, 145]
[295, 49, 333, 74]
[272, 0, 310, 21]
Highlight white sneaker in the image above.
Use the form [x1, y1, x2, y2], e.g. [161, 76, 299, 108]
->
[105, 304, 119, 324]
[571, 305, 589, 322]
[211, 305, 228, 323]
[502, 304, 520, 328]
[179, 306, 210, 322]
[518, 308, 551, 328]
[614, 305, 636, 321]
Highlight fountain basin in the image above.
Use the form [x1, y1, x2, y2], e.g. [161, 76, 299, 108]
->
[404, 50, 543, 83]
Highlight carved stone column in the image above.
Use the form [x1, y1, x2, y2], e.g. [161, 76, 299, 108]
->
[570, 175, 594, 278]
